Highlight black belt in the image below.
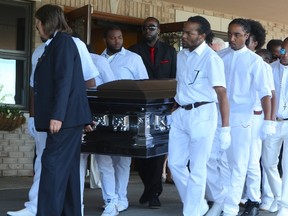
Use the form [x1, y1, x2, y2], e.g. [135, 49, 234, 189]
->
[253, 110, 262, 115]
[177, 101, 212, 110]
[276, 117, 288, 121]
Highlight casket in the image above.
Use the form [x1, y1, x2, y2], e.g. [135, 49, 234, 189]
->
[81, 79, 176, 158]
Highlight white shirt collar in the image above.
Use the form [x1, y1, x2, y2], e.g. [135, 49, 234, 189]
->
[183, 41, 206, 56]
[102, 47, 126, 58]
[44, 31, 58, 47]
[229, 45, 248, 54]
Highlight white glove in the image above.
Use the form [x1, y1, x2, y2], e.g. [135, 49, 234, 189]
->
[28, 117, 36, 138]
[219, 126, 231, 150]
[261, 120, 276, 140]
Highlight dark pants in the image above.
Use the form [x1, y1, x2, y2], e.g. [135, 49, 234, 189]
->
[37, 126, 83, 216]
[136, 155, 166, 198]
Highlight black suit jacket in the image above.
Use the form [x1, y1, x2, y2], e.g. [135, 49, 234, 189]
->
[129, 40, 177, 79]
[34, 32, 92, 131]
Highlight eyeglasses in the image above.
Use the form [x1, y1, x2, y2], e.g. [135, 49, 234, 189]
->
[280, 48, 286, 55]
[142, 26, 158, 31]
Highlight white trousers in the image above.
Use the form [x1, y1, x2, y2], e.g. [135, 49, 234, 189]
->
[79, 153, 89, 209]
[94, 154, 131, 204]
[79, 153, 102, 207]
[24, 132, 47, 215]
[245, 114, 263, 202]
[261, 163, 274, 204]
[242, 114, 273, 204]
[206, 127, 230, 204]
[262, 121, 288, 208]
[89, 154, 102, 188]
[208, 113, 253, 215]
[223, 113, 253, 215]
[168, 103, 217, 216]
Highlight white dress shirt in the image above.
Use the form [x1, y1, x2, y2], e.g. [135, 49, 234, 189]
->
[218, 46, 271, 114]
[101, 47, 148, 80]
[90, 53, 115, 86]
[30, 36, 99, 87]
[253, 61, 275, 111]
[271, 60, 288, 118]
[175, 41, 226, 105]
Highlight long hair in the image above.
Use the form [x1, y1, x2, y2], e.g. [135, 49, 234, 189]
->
[246, 19, 266, 50]
[187, 16, 215, 45]
[35, 4, 72, 38]
[229, 18, 251, 34]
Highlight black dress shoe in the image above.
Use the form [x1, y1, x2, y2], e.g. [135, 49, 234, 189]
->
[149, 195, 161, 209]
[139, 191, 149, 204]
[241, 199, 259, 216]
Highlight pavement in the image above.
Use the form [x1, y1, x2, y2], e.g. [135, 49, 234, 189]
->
[0, 172, 277, 216]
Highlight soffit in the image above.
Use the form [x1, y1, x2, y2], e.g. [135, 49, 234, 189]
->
[164, 0, 288, 25]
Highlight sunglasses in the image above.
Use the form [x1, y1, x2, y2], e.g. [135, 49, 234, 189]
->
[142, 26, 158, 31]
[280, 48, 286, 55]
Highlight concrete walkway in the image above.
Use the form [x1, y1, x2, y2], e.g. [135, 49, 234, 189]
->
[0, 172, 277, 216]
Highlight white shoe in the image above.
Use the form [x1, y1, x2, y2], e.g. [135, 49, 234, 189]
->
[269, 197, 279, 213]
[240, 198, 247, 206]
[277, 207, 288, 216]
[259, 201, 272, 211]
[101, 202, 119, 216]
[205, 203, 222, 216]
[7, 208, 35, 216]
[201, 200, 209, 216]
[117, 200, 128, 212]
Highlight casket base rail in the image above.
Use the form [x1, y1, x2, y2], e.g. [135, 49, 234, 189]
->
[81, 79, 176, 158]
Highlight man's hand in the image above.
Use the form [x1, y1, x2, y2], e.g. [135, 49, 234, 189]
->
[49, 119, 62, 134]
[84, 121, 97, 133]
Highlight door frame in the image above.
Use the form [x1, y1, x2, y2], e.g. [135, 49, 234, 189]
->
[65, 5, 93, 45]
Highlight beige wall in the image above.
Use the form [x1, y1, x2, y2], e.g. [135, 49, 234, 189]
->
[1, 0, 288, 177]
[33, 0, 288, 48]
[174, 8, 288, 43]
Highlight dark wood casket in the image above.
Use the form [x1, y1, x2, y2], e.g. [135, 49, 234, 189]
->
[81, 79, 176, 158]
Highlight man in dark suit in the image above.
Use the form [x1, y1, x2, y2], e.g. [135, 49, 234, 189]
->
[34, 5, 92, 216]
[129, 17, 177, 209]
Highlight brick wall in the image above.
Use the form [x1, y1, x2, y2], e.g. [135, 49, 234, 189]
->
[0, 113, 34, 176]
[2, 0, 288, 177]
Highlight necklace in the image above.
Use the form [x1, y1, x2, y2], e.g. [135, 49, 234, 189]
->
[279, 63, 288, 110]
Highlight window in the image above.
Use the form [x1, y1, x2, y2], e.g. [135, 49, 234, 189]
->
[0, 0, 32, 108]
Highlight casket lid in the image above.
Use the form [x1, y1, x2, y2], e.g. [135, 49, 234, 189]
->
[87, 79, 176, 100]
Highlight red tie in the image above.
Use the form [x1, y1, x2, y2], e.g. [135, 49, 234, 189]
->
[149, 47, 155, 64]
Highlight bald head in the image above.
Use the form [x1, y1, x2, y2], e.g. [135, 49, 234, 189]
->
[210, 37, 226, 51]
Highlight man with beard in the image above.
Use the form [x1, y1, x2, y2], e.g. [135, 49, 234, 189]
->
[168, 16, 230, 216]
[129, 17, 177, 209]
[96, 25, 148, 216]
